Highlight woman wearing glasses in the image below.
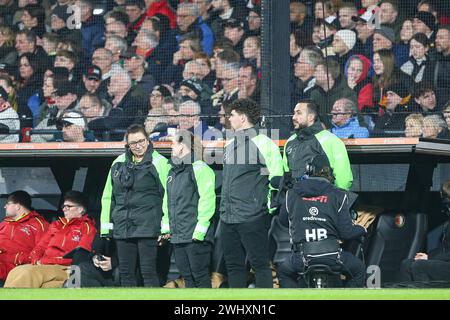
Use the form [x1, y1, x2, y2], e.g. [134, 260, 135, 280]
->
[100, 124, 171, 287]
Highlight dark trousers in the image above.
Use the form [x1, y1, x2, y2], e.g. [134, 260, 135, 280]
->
[278, 251, 366, 288]
[173, 241, 212, 288]
[116, 238, 159, 287]
[78, 260, 116, 287]
[400, 258, 450, 282]
[221, 216, 273, 288]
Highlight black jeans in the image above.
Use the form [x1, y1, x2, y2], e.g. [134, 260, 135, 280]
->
[221, 215, 273, 288]
[116, 238, 159, 287]
[173, 241, 212, 288]
[400, 258, 450, 282]
[278, 251, 366, 288]
[78, 260, 117, 287]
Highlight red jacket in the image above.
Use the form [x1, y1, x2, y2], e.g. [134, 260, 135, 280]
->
[0, 211, 48, 276]
[29, 215, 96, 266]
[146, 0, 176, 29]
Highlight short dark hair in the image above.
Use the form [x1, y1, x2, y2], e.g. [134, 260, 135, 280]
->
[126, 124, 148, 142]
[64, 190, 88, 212]
[298, 100, 319, 122]
[240, 61, 258, 80]
[16, 30, 37, 45]
[410, 32, 429, 47]
[414, 82, 435, 99]
[317, 58, 341, 80]
[228, 98, 260, 125]
[7, 190, 32, 210]
[23, 4, 46, 25]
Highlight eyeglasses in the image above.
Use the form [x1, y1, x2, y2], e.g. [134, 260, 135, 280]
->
[62, 204, 79, 210]
[127, 138, 147, 148]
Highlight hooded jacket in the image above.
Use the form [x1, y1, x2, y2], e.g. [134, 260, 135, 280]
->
[163, 157, 216, 243]
[280, 177, 366, 244]
[29, 215, 96, 266]
[0, 211, 48, 277]
[283, 120, 353, 190]
[175, 17, 214, 56]
[345, 54, 374, 113]
[220, 127, 284, 224]
[100, 144, 170, 239]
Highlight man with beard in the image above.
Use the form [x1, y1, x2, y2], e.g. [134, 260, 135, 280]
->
[283, 100, 353, 190]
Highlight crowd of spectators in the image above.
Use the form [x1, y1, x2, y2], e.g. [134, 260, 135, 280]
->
[0, 0, 449, 142]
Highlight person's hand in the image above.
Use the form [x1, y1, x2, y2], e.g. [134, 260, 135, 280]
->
[158, 234, 171, 246]
[97, 256, 112, 271]
[414, 252, 428, 260]
[173, 50, 183, 65]
[347, 77, 357, 90]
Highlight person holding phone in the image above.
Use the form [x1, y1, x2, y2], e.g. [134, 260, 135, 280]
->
[100, 124, 170, 287]
[161, 130, 216, 288]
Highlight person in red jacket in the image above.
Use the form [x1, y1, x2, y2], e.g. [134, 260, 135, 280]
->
[146, 0, 176, 29]
[0, 191, 48, 282]
[345, 54, 374, 113]
[4, 191, 96, 288]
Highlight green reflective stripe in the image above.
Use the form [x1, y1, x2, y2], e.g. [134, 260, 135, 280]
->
[152, 150, 171, 231]
[194, 224, 209, 234]
[100, 153, 126, 236]
[161, 222, 170, 234]
[315, 130, 353, 190]
[252, 134, 284, 214]
[283, 134, 297, 172]
[192, 160, 216, 239]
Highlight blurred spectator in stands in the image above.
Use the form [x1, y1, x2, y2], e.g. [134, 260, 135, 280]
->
[79, 65, 106, 101]
[50, 5, 82, 45]
[58, 110, 92, 142]
[242, 36, 260, 70]
[193, 0, 213, 26]
[353, 9, 375, 58]
[15, 30, 50, 70]
[314, 0, 335, 22]
[223, 18, 246, 58]
[4, 190, 96, 288]
[36, 74, 56, 125]
[379, 0, 402, 41]
[316, 19, 337, 58]
[0, 191, 48, 283]
[213, 48, 240, 92]
[211, 62, 239, 112]
[105, 36, 127, 67]
[179, 78, 203, 102]
[422, 114, 447, 139]
[0, 26, 17, 66]
[413, 11, 437, 43]
[123, 48, 155, 104]
[246, 5, 261, 37]
[77, 0, 105, 60]
[238, 62, 259, 104]
[125, 0, 147, 43]
[20, 4, 45, 39]
[401, 33, 435, 89]
[291, 47, 322, 106]
[0, 86, 19, 142]
[374, 81, 412, 134]
[332, 29, 357, 71]
[208, 0, 247, 43]
[149, 84, 172, 113]
[54, 50, 79, 82]
[16, 53, 43, 128]
[0, 0, 18, 26]
[290, 2, 309, 33]
[32, 80, 78, 142]
[178, 99, 207, 137]
[182, 60, 201, 80]
[92, 48, 120, 95]
[41, 33, 59, 64]
[373, 49, 410, 107]
[413, 83, 437, 115]
[146, 0, 176, 29]
[400, 19, 414, 45]
[418, 0, 450, 26]
[433, 26, 450, 107]
[444, 102, 450, 128]
[218, 101, 231, 131]
[104, 9, 129, 27]
[290, 31, 301, 71]
[310, 58, 357, 126]
[164, 35, 201, 87]
[175, 2, 214, 56]
[144, 106, 170, 141]
[373, 26, 408, 68]
[345, 54, 374, 113]
[79, 93, 110, 125]
[105, 20, 128, 43]
[338, 2, 358, 30]
[0, 74, 18, 113]
[330, 98, 369, 138]
[194, 53, 215, 89]
[404, 113, 424, 138]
